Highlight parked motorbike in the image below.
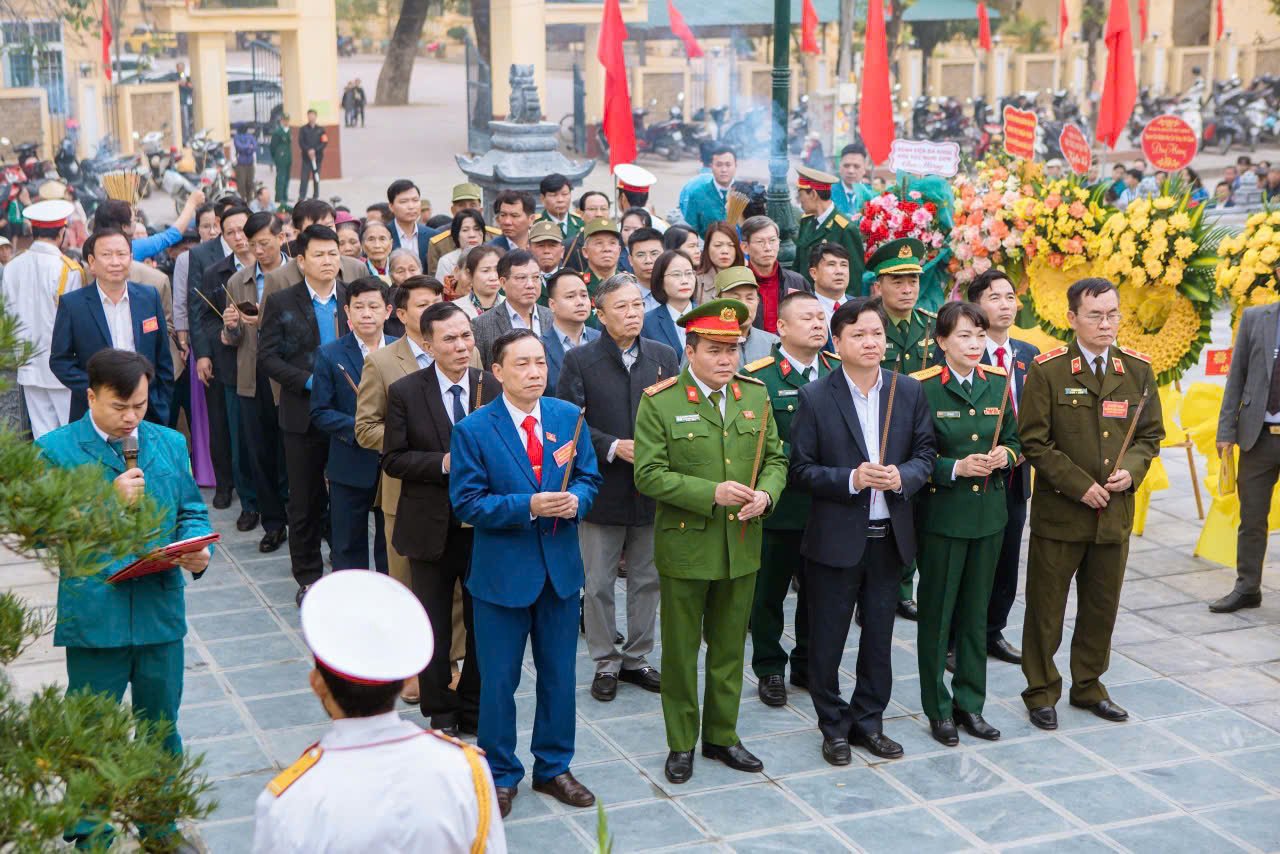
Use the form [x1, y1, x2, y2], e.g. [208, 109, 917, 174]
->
[631, 100, 683, 161]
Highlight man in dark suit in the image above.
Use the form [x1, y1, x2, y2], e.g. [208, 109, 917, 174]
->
[450, 328, 602, 818]
[382, 301, 501, 736]
[788, 296, 936, 764]
[557, 274, 678, 702]
[309, 277, 393, 572]
[258, 225, 350, 604]
[387, 179, 439, 271]
[541, 269, 599, 391]
[50, 229, 174, 424]
[472, 250, 553, 369]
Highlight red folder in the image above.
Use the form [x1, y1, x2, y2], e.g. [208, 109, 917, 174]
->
[106, 533, 221, 584]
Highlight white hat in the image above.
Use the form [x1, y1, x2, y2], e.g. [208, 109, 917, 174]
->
[614, 162, 657, 192]
[301, 571, 434, 684]
[24, 199, 75, 229]
[0, 236, 10, 248]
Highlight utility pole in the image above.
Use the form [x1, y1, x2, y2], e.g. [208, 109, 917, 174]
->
[766, 0, 797, 266]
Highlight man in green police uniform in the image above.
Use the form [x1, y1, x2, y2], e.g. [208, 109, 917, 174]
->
[791, 166, 866, 292]
[742, 291, 838, 707]
[634, 298, 788, 785]
[578, 218, 623, 299]
[269, 113, 293, 209]
[537, 173, 585, 241]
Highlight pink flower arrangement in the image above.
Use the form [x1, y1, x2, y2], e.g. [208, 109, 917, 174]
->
[948, 163, 1036, 287]
[859, 191, 946, 259]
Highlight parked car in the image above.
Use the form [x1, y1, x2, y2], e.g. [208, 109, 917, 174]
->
[226, 69, 283, 129]
[122, 25, 178, 57]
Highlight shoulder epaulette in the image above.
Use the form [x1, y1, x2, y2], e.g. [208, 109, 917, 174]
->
[267, 744, 322, 797]
[1119, 346, 1151, 363]
[917, 307, 937, 318]
[645, 376, 679, 396]
[799, 213, 814, 221]
[429, 231, 451, 245]
[485, 225, 502, 236]
[823, 350, 841, 360]
[983, 364, 1008, 376]
[1035, 346, 1068, 364]
[735, 373, 765, 385]
[61, 255, 83, 273]
[428, 728, 487, 755]
[910, 365, 942, 381]
[833, 214, 849, 228]
[744, 356, 775, 372]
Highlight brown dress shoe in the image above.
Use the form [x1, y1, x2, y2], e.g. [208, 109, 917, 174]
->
[496, 785, 517, 818]
[532, 771, 596, 808]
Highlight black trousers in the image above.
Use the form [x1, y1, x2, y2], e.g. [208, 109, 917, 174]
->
[204, 377, 234, 492]
[281, 424, 329, 586]
[806, 531, 901, 740]
[239, 377, 287, 532]
[410, 526, 479, 728]
[988, 488, 1028, 642]
[298, 155, 322, 201]
[329, 480, 386, 572]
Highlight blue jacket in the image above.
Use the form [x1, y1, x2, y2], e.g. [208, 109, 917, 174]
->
[540, 324, 600, 393]
[37, 414, 213, 648]
[641, 304, 689, 366]
[309, 333, 392, 489]
[450, 396, 602, 608]
[390, 222, 441, 271]
[678, 168, 712, 223]
[683, 177, 728, 236]
[131, 226, 184, 263]
[832, 182, 877, 218]
[50, 281, 174, 425]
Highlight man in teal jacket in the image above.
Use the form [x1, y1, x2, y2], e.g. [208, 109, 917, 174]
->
[37, 348, 212, 841]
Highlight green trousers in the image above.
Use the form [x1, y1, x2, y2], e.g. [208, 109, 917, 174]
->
[899, 560, 917, 602]
[274, 161, 291, 208]
[750, 529, 809, 680]
[916, 531, 1001, 720]
[659, 572, 756, 751]
[1021, 535, 1128, 710]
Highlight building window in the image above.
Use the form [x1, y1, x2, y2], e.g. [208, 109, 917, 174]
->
[0, 20, 68, 115]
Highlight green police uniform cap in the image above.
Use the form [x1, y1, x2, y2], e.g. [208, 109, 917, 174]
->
[529, 220, 564, 244]
[451, 183, 483, 203]
[868, 237, 926, 276]
[677, 298, 749, 338]
[713, 265, 759, 294]
[583, 217, 621, 238]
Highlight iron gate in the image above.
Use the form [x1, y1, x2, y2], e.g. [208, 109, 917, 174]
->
[465, 35, 492, 154]
[249, 38, 283, 157]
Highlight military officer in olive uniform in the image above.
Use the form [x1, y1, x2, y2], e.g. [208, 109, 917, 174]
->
[910, 302, 1020, 747]
[1019, 278, 1163, 731]
[633, 299, 789, 785]
[425, 183, 502, 275]
[742, 292, 838, 708]
[791, 166, 866, 293]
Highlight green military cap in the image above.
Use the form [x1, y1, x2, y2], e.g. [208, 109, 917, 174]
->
[583, 217, 621, 238]
[529, 220, 563, 244]
[795, 165, 839, 191]
[867, 238, 926, 276]
[451, 182, 483, 203]
[677, 298, 749, 338]
[713, 265, 759, 294]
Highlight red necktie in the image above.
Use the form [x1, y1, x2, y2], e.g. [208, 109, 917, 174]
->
[995, 346, 1016, 415]
[522, 414, 543, 483]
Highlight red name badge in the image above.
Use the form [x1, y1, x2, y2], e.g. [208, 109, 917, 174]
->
[1101, 400, 1130, 419]
[142, 316, 159, 334]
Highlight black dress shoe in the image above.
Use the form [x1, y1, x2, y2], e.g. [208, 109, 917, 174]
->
[1029, 706, 1058, 730]
[579, 595, 586, 634]
[701, 741, 764, 772]
[236, 510, 260, 532]
[987, 637, 1022, 664]
[496, 785, 517, 818]
[212, 487, 233, 509]
[532, 771, 596, 808]
[822, 737, 852, 766]
[619, 666, 661, 693]
[436, 723, 460, 738]
[852, 730, 904, 759]
[1209, 590, 1262, 613]
[954, 710, 1001, 740]
[590, 672, 618, 702]
[896, 599, 919, 621]
[614, 631, 624, 644]
[945, 650, 956, 674]
[758, 674, 787, 707]
[259, 527, 287, 553]
[1071, 698, 1129, 722]
[929, 718, 959, 746]
[295, 584, 310, 607]
[458, 717, 479, 736]
[665, 750, 694, 783]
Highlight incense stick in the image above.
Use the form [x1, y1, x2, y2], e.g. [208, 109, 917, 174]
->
[983, 368, 1013, 493]
[879, 357, 901, 465]
[551, 407, 587, 535]
[336, 363, 359, 393]
[1098, 386, 1150, 517]
[739, 404, 772, 541]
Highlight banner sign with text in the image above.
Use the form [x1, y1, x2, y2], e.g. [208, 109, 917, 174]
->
[1058, 124, 1092, 175]
[888, 139, 961, 177]
[1003, 106, 1038, 160]
[1141, 115, 1198, 172]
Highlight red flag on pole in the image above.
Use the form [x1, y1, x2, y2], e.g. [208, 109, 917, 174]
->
[598, 0, 637, 169]
[1095, 0, 1137, 149]
[1058, 0, 1069, 49]
[977, 2, 993, 52]
[859, 0, 894, 164]
[102, 0, 113, 81]
[1138, 0, 1149, 42]
[801, 0, 820, 55]
[667, 0, 704, 59]
[1215, 0, 1224, 41]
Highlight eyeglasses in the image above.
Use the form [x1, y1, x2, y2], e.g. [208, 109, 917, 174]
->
[1080, 311, 1121, 325]
[749, 237, 780, 249]
[665, 271, 696, 282]
[632, 250, 662, 262]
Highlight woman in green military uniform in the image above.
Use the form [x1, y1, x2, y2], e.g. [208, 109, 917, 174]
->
[911, 301, 1019, 746]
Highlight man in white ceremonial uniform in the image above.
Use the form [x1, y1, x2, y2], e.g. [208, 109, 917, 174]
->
[252, 571, 507, 854]
[0, 199, 82, 437]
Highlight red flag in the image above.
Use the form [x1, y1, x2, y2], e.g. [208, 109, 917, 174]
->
[801, 0, 820, 55]
[1138, 0, 1149, 41]
[102, 0, 113, 82]
[1215, 0, 1224, 41]
[1095, 0, 1137, 149]
[1058, 0, 1069, 49]
[859, 0, 894, 164]
[977, 2, 993, 52]
[598, 0, 637, 169]
[667, 0, 704, 59]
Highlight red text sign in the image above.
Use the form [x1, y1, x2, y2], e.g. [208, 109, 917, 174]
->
[1058, 124, 1092, 175]
[1204, 347, 1232, 376]
[1141, 115, 1198, 172]
[1003, 106, 1038, 160]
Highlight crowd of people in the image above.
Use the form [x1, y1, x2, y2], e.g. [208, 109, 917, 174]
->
[11, 143, 1277, 852]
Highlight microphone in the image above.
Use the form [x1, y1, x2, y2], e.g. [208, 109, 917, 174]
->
[122, 434, 139, 470]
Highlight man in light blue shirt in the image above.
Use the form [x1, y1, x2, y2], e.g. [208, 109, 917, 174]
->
[94, 190, 207, 263]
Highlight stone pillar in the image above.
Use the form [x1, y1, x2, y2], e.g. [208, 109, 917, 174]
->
[582, 24, 606, 125]
[280, 0, 342, 179]
[490, 0, 548, 118]
[187, 31, 229, 140]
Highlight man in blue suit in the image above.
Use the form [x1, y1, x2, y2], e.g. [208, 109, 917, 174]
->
[309, 277, 394, 572]
[38, 348, 212, 847]
[50, 229, 174, 425]
[540, 269, 599, 391]
[449, 328, 602, 819]
[387, 179, 439, 270]
[683, 145, 738, 236]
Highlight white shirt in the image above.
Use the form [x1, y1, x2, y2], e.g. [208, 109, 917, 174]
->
[251, 712, 508, 854]
[842, 368, 890, 520]
[502, 394, 543, 445]
[395, 221, 419, 259]
[689, 370, 727, 419]
[553, 323, 586, 351]
[1, 240, 83, 388]
[638, 285, 661, 313]
[436, 364, 470, 423]
[816, 203, 836, 228]
[304, 278, 338, 307]
[355, 335, 383, 360]
[98, 284, 135, 352]
[666, 302, 693, 349]
[89, 413, 138, 446]
[814, 292, 843, 324]
[407, 336, 433, 370]
[505, 301, 541, 336]
[986, 336, 1019, 412]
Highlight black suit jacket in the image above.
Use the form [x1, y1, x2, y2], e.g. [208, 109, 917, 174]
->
[981, 337, 1039, 499]
[187, 238, 230, 372]
[257, 281, 349, 433]
[381, 366, 502, 561]
[195, 252, 244, 382]
[556, 333, 679, 526]
[788, 368, 937, 567]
